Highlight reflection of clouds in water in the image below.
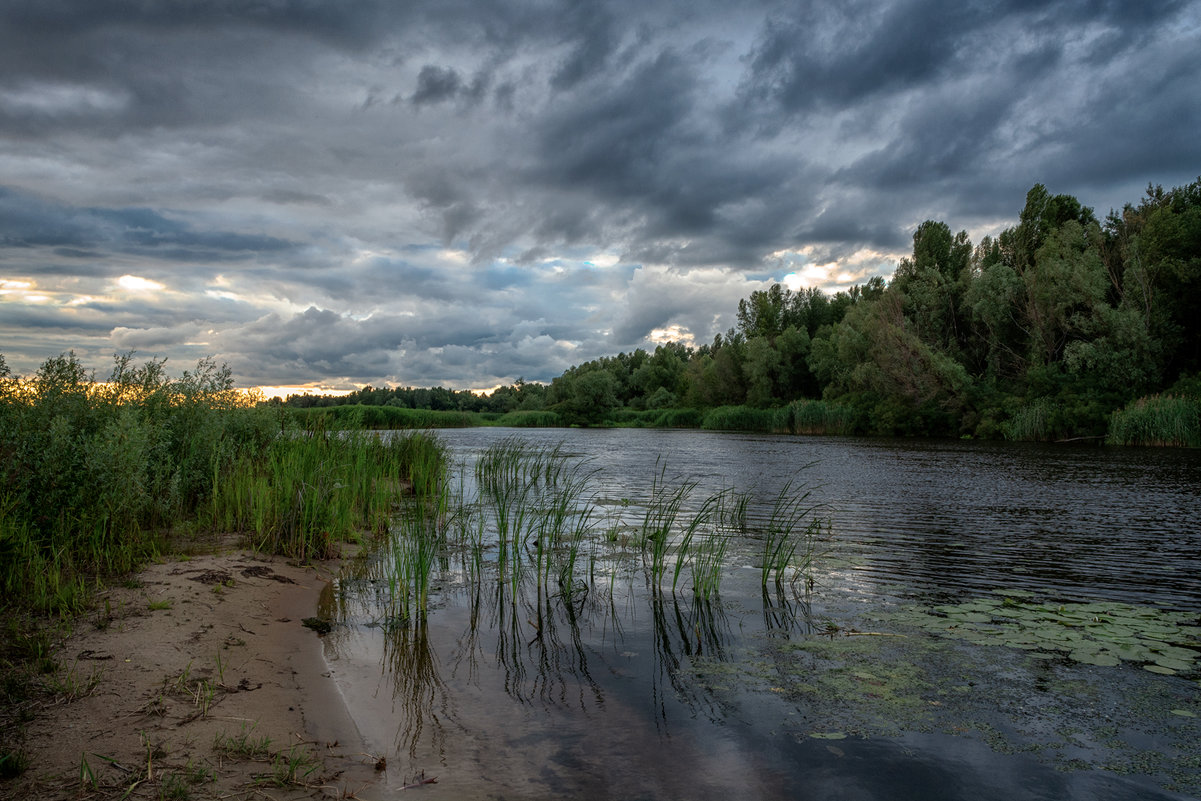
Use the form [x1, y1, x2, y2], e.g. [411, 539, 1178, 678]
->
[316, 429, 1201, 799]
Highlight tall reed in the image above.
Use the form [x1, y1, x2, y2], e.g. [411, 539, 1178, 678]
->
[639, 460, 697, 590]
[700, 405, 780, 432]
[208, 428, 449, 561]
[784, 400, 856, 435]
[758, 480, 827, 589]
[1003, 398, 1057, 441]
[1107, 394, 1201, 447]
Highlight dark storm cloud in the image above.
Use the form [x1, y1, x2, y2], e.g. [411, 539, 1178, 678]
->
[1, 0, 1198, 388]
[0, 186, 294, 257]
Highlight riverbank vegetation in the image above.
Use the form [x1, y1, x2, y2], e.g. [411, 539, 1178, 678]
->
[0, 352, 446, 774]
[0, 352, 445, 617]
[278, 178, 1200, 444]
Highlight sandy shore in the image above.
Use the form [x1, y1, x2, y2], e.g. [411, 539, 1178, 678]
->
[4, 548, 380, 800]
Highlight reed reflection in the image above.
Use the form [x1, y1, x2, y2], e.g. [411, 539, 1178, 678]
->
[381, 616, 450, 760]
[338, 437, 828, 761]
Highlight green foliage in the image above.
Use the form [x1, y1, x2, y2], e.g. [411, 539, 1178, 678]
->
[548, 368, 619, 426]
[208, 429, 448, 560]
[0, 352, 448, 615]
[0, 352, 276, 614]
[653, 407, 705, 428]
[1003, 398, 1059, 442]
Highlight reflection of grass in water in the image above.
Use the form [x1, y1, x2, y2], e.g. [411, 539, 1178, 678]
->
[375, 441, 833, 614]
[382, 617, 448, 760]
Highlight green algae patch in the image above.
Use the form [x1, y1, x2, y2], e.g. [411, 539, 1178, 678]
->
[875, 596, 1200, 675]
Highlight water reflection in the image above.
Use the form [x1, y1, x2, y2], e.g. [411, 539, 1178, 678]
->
[321, 429, 1201, 800]
[381, 617, 448, 760]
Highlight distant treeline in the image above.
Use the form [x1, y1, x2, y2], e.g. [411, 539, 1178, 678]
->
[278, 179, 1201, 445]
[273, 379, 549, 415]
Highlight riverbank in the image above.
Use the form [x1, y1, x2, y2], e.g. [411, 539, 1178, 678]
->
[3, 545, 379, 800]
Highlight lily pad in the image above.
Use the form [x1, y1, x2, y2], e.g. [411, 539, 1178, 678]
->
[1070, 651, 1120, 667]
[1153, 656, 1194, 672]
[1144, 664, 1177, 675]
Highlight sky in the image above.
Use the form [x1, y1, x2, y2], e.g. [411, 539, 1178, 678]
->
[1, 0, 1199, 394]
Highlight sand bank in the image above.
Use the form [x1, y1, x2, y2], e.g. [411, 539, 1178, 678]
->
[4, 549, 380, 800]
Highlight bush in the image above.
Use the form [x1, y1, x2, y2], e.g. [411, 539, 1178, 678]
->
[0, 352, 451, 615]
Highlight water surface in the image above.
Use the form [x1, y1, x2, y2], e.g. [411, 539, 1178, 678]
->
[323, 429, 1201, 799]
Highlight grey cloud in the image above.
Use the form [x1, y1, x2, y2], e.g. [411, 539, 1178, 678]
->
[2, 0, 1199, 389]
[0, 186, 295, 258]
[412, 66, 464, 106]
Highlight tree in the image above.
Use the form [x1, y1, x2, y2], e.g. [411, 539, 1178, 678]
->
[548, 368, 618, 425]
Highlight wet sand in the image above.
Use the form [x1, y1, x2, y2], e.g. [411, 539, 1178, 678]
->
[4, 548, 380, 800]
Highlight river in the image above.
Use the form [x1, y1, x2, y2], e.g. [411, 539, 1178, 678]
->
[321, 429, 1201, 800]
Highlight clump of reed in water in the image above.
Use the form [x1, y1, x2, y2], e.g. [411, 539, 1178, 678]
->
[758, 479, 828, 591]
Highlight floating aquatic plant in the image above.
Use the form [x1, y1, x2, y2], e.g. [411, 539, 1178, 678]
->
[878, 593, 1201, 675]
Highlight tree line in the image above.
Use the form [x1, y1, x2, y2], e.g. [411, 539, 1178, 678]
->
[282, 178, 1200, 440]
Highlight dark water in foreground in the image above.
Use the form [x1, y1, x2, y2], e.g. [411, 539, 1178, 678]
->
[322, 429, 1201, 800]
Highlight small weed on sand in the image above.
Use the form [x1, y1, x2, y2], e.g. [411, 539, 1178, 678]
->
[213, 723, 271, 760]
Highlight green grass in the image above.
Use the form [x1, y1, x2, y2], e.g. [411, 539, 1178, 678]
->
[213, 724, 272, 760]
[263, 745, 320, 788]
[700, 405, 782, 432]
[1003, 398, 1057, 441]
[289, 404, 480, 429]
[494, 409, 562, 427]
[1106, 394, 1201, 447]
[759, 480, 828, 589]
[783, 399, 857, 435]
[205, 428, 449, 561]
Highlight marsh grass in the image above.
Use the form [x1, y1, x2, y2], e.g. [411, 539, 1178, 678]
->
[640, 460, 697, 589]
[784, 400, 857, 435]
[1003, 398, 1058, 441]
[758, 479, 828, 589]
[291, 404, 479, 430]
[1107, 394, 1201, 447]
[700, 405, 781, 432]
[495, 410, 562, 427]
[206, 428, 449, 561]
